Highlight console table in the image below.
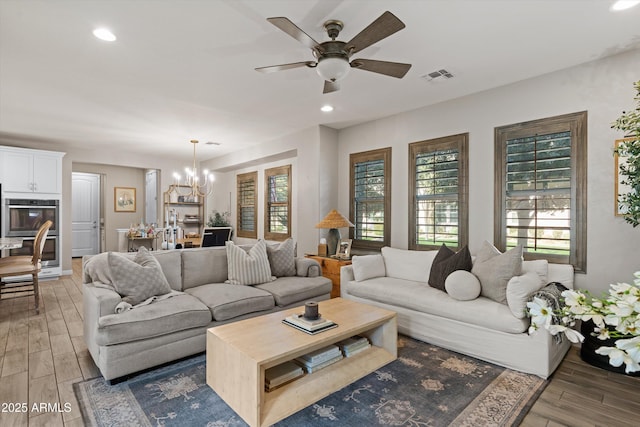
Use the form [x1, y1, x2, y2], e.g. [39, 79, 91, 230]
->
[127, 236, 156, 251]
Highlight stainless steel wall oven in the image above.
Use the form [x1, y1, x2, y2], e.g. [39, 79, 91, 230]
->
[5, 199, 59, 267]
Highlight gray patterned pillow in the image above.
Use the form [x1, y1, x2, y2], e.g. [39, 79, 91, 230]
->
[471, 243, 523, 304]
[108, 247, 172, 305]
[266, 238, 296, 277]
[226, 240, 275, 285]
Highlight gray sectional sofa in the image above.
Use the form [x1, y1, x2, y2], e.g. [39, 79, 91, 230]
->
[340, 245, 575, 378]
[82, 243, 331, 381]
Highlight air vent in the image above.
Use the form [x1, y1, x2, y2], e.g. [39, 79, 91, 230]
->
[421, 69, 454, 82]
[205, 142, 221, 146]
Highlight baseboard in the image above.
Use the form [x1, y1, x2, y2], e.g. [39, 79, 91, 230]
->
[62, 269, 73, 276]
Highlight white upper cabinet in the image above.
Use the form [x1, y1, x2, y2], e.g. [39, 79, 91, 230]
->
[0, 146, 65, 196]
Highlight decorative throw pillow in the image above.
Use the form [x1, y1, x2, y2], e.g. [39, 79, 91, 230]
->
[266, 238, 296, 277]
[522, 259, 549, 285]
[471, 243, 523, 304]
[445, 270, 481, 301]
[226, 240, 275, 286]
[108, 247, 172, 305]
[428, 244, 473, 291]
[352, 254, 386, 282]
[506, 271, 545, 318]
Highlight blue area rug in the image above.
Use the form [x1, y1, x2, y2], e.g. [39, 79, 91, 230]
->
[74, 336, 546, 426]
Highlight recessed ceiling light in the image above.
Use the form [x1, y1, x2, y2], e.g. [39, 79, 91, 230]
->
[611, 0, 640, 11]
[321, 105, 334, 112]
[93, 28, 116, 42]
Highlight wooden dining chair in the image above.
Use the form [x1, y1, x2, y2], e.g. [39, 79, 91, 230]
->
[0, 220, 53, 314]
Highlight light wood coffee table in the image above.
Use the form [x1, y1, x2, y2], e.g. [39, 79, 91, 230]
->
[206, 297, 397, 427]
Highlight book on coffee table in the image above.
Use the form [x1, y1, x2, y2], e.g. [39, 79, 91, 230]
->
[265, 361, 304, 391]
[282, 314, 337, 334]
[295, 354, 344, 373]
[338, 335, 371, 357]
[296, 345, 342, 364]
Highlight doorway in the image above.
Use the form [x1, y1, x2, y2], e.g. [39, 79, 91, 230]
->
[145, 169, 158, 225]
[72, 172, 101, 257]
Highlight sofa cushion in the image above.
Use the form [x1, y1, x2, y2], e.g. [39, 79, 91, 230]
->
[182, 247, 228, 290]
[522, 259, 549, 284]
[152, 250, 183, 291]
[255, 276, 332, 306]
[185, 283, 275, 321]
[226, 240, 274, 286]
[506, 272, 546, 318]
[96, 294, 211, 346]
[471, 242, 523, 304]
[445, 270, 481, 301]
[352, 254, 386, 282]
[428, 245, 472, 291]
[345, 277, 529, 333]
[108, 247, 172, 305]
[381, 247, 437, 283]
[266, 238, 296, 277]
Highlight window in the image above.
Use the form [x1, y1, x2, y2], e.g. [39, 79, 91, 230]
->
[349, 148, 391, 250]
[409, 133, 468, 250]
[236, 171, 257, 239]
[495, 111, 587, 272]
[264, 165, 291, 241]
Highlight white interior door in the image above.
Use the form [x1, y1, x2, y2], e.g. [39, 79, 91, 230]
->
[72, 172, 100, 257]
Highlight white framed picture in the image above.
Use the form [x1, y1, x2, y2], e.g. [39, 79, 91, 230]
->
[336, 238, 352, 259]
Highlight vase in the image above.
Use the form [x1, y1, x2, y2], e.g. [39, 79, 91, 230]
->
[580, 320, 639, 376]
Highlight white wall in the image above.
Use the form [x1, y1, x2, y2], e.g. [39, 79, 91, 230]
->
[337, 48, 640, 294]
[202, 125, 338, 254]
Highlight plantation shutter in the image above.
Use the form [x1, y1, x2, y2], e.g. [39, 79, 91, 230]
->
[505, 131, 572, 258]
[415, 148, 459, 246]
[238, 172, 257, 237]
[354, 159, 385, 242]
[265, 164, 291, 240]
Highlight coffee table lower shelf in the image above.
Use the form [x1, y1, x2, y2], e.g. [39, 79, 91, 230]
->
[262, 346, 393, 426]
[206, 298, 397, 427]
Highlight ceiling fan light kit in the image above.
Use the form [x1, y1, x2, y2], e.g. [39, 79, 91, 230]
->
[256, 11, 412, 93]
[316, 56, 350, 82]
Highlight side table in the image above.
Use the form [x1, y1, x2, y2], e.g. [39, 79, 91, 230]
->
[305, 255, 352, 298]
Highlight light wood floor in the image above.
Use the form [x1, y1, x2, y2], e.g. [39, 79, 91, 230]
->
[1, 258, 638, 427]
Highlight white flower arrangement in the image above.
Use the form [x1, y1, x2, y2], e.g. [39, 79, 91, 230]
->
[527, 271, 640, 374]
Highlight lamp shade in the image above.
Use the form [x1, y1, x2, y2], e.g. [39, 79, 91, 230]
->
[315, 209, 354, 229]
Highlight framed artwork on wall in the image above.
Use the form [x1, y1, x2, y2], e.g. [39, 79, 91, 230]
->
[115, 187, 136, 212]
[614, 138, 633, 216]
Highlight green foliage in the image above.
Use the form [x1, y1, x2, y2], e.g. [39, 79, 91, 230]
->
[612, 80, 640, 227]
[207, 210, 231, 227]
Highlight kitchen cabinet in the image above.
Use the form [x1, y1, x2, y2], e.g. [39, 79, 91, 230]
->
[0, 146, 65, 195]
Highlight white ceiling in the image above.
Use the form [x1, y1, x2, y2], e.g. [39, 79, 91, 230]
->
[1, 0, 639, 162]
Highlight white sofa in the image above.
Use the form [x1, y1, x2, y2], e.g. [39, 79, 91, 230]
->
[340, 246, 573, 378]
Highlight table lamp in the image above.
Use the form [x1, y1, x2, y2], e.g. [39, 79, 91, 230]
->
[315, 209, 354, 256]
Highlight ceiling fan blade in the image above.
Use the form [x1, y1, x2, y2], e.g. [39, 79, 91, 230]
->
[350, 59, 411, 78]
[255, 61, 316, 73]
[323, 80, 340, 94]
[346, 11, 405, 55]
[267, 17, 321, 51]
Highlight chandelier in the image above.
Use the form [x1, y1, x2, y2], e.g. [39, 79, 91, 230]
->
[170, 139, 214, 200]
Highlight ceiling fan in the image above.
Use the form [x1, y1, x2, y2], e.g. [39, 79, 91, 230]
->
[255, 11, 412, 94]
